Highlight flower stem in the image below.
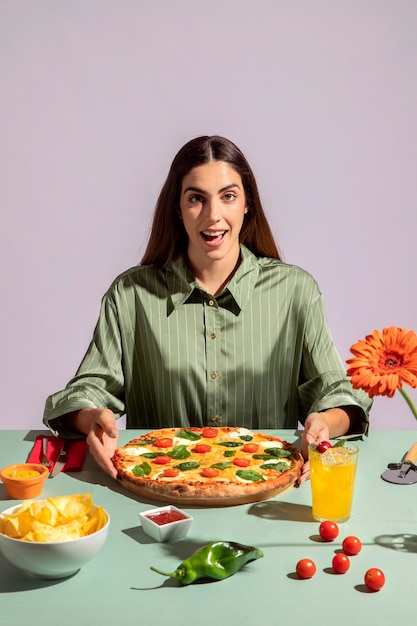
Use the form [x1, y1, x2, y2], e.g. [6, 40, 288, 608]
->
[399, 388, 417, 421]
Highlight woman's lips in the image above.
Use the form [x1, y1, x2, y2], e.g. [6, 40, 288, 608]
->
[201, 230, 226, 246]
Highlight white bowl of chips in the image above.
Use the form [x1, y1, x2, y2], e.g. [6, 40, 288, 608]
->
[0, 493, 110, 579]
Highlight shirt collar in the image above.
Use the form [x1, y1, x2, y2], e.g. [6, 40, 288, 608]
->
[165, 245, 260, 313]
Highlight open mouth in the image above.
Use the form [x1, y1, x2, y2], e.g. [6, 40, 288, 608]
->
[201, 230, 227, 245]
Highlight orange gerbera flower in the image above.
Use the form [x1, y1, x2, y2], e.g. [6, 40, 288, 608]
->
[347, 326, 417, 398]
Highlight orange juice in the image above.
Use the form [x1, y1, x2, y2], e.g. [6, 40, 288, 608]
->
[309, 444, 359, 522]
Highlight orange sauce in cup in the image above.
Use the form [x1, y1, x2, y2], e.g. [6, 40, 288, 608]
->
[4, 469, 41, 480]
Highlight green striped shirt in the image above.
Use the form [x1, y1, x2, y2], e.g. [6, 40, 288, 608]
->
[44, 245, 371, 433]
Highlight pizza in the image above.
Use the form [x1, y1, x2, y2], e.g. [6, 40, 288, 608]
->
[112, 427, 304, 505]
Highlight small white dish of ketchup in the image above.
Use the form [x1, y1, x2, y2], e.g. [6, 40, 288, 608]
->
[139, 505, 193, 542]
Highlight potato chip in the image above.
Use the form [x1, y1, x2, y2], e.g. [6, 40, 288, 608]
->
[49, 493, 93, 518]
[0, 493, 107, 542]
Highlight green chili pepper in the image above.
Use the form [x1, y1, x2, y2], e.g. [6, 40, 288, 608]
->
[150, 540, 263, 585]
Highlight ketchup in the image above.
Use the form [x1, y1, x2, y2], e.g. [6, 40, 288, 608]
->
[145, 510, 188, 525]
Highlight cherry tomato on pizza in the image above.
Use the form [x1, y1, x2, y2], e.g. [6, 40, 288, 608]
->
[242, 443, 259, 453]
[233, 458, 251, 467]
[364, 568, 385, 591]
[319, 520, 339, 541]
[193, 444, 212, 454]
[202, 426, 218, 438]
[200, 467, 220, 478]
[296, 559, 316, 579]
[162, 468, 180, 477]
[154, 438, 173, 448]
[153, 456, 171, 464]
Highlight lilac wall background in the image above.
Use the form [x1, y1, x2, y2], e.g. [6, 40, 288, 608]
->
[1, 0, 416, 431]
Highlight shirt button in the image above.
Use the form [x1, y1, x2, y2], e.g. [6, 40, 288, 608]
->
[208, 299, 215, 307]
[211, 372, 218, 379]
[210, 333, 216, 340]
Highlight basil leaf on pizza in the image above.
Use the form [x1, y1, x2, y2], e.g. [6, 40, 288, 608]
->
[236, 470, 266, 482]
[132, 461, 152, 477]
[167, 445, 191, 460]
[174, 461, 200, 471]
[177, 429, 201, 441]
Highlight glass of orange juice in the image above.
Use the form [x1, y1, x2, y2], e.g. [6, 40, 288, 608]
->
[308, 442, 359, 523]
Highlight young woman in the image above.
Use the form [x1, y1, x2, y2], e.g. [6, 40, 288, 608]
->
[44, 136, 371, 482]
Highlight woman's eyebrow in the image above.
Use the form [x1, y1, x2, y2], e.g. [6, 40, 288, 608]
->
[183, 183, 240, 194]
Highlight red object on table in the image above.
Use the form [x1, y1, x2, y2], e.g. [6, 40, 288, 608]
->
[27, 435, 88, 473]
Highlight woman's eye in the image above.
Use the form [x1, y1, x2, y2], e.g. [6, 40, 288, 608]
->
[189, 194, 203, 204]
[223, 192, 236, 201]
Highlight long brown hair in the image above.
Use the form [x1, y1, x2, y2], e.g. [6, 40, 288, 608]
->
[141, 136, 281, 265]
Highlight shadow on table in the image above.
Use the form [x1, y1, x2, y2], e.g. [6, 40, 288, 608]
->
[374, 533, 417, 553]
[0, 551, 74, 593]
[248, 500, 313, 522]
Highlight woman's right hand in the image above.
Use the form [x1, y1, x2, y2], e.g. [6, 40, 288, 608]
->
[67, 408, 119, 478]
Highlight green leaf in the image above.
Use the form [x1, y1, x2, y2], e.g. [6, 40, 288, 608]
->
[260, 461, 290, 471]
[210, 461, 234, 470]
[239, 435, 253, 441]
[333, 439, 346, 448]
[132, 462, 152, 477]
[223, 450, 236, 457]
[174, 461, 200, 471]
[177, 429, 201, 441]
[167, 445, 191, 460]
[130, 438, 157, 446]
[139, 452, 167, 459]
[217, 441, 243, 448]
[253, 448, 292, 459]
[236, 470, 265, 482]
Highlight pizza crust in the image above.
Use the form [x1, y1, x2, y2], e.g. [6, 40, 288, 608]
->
[113, 427, 303, 507]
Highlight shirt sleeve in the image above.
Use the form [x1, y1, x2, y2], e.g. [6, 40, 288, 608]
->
[43, 293, 126, 435]
[297, 290, 372, 434]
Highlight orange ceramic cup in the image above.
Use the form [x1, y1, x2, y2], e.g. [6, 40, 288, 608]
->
[0, 463, 49, 499]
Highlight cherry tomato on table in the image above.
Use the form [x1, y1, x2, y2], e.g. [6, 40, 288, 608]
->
[296, 559, 316, 579]
[342, 536, 362, 555]
[364, 568, 385, 591]
[332, 553, 350, 574]
[319, 520, 339, 541]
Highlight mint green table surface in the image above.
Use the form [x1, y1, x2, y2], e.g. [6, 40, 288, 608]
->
[1, 429, 416, 626]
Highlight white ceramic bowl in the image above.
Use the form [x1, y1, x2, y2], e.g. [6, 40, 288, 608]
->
[139, 505, 193, 542]
[0, 505, 110, 579]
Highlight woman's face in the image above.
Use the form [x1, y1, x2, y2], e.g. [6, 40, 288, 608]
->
[179, 160, 247, 272]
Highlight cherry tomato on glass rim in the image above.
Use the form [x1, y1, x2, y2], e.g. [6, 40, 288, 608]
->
[315, 441, 332, 453]
[364, 568, 385, 591]
[296, 559, 316, 579]
[342, 536, 362, 555]
[332, 553, 350, 574]
[319, 520, 339, 541]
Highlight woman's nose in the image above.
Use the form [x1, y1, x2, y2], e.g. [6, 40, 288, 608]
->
[205, 197, 220, 221]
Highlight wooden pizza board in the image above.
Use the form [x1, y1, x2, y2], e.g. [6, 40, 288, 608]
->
[119, 476, 297, 507]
